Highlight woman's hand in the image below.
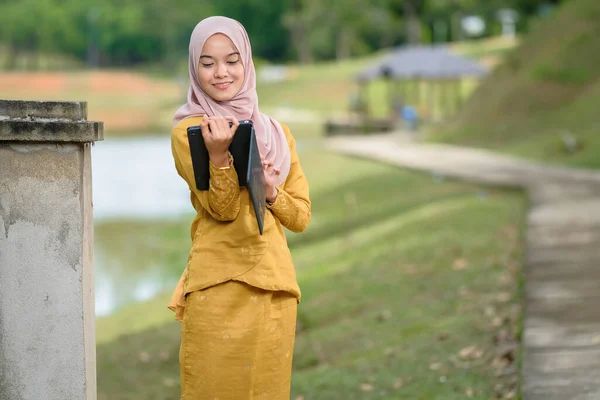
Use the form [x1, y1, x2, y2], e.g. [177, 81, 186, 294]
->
[200, 116, 239, 168]
[261, 155, 280, 203]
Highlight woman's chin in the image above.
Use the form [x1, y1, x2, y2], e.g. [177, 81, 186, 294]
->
[207, 87, 237, 102]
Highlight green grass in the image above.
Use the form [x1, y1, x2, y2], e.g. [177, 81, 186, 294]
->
[258, 37, 514, 123]
[86, 36, 528, 400]
[433, 0, 600, 169]
[96, 141, 526, 399]
[449, 36, 519, 62]
[0, 35, 512, 135]
[0, 45, 83, 70]
[258, 56, 385, 119]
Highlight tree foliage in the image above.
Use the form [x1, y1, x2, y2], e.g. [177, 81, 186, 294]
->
[0, 0, 562, 68]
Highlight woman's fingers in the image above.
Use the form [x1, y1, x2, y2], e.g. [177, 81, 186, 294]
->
[262, 158, 281, 179]
[207, 119, 219, 139]
[199, 118, 211, 140]
[210, 116, 222, 138]
[218, 117, 229, 136]
[226, 116, 239, 134]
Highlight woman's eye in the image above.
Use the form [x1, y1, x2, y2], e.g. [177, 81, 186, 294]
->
[202, 63, 214, 68]
[227, 60, 239, 65]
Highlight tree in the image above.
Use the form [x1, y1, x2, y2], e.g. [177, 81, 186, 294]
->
[0, 0, 567, 68]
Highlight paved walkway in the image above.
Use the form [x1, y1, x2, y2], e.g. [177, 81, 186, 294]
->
[326, 132, 600, 400]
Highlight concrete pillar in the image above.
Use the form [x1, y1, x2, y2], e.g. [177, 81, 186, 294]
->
[0, 100, 103, 400]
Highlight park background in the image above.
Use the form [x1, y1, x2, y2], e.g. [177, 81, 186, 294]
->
[1, 0, 598, 398]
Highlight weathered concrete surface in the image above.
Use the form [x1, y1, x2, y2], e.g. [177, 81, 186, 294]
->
[0, 100, 103, 142]
[0, 100, 100, 400]
[0, 119, 103, 142]
[0, 144, 96, 400]
[0, 100, 88, 120]
[327, 132, 600, 399]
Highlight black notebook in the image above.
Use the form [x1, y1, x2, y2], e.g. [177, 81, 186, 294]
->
[187, 120, 266, 235]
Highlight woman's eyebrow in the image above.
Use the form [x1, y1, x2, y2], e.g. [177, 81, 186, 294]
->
[199, 52, 240, 59]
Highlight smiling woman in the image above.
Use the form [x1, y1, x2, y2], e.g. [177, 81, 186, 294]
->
[167, 16, 311, 400]
[197, 34, 245, 102]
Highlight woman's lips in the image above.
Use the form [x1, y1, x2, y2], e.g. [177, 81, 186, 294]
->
[213, 82, 232, 90]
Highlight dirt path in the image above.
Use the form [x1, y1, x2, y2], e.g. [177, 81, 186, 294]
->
[327, 132, 600, 400]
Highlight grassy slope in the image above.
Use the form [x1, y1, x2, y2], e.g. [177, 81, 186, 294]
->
[78, 36, 527, 400]
[96, 126, 526, 400]
[435, 0, 600, 168]
[0, 70, 182, 135]
[97, 164, 525, 400]
[0, 36, 510, 135]
[258, 58, 373, 115]
[0, 58, 376, 135]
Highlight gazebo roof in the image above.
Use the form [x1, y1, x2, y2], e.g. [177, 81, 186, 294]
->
[357, 45, 488, 82]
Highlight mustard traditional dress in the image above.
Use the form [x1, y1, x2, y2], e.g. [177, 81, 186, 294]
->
[168, 116, 311, 400]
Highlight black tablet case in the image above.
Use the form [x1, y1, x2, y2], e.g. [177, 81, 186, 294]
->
[187, 121, 266, 234]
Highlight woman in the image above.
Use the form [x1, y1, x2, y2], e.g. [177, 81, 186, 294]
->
[167, 16, 311, 400]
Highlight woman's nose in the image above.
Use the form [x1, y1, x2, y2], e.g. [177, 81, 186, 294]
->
[215, 63, 228, 78]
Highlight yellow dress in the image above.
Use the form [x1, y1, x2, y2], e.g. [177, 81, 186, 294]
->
[168, 116, 311, 399]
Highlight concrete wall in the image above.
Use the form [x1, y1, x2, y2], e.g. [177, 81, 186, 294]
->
[0, 100, 102, 400]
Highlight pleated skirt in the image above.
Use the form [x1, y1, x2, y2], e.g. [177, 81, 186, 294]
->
[180, 281, 297, 400]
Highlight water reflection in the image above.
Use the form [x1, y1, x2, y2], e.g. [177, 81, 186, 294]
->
[90, 134, 309, 317]
[91, 136, 191, 220]
[92, 136, 193, 316]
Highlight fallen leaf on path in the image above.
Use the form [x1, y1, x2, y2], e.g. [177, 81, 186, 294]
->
[377, 310, 392, 322]
[494, 330, 511, 344]
[429, 362, 442, 371]
[459, 346, 483, 360]
[163, 378, 176, 387]
[452, 258, 469, 270]
[492, 356, 510, 371]
[496, 292, 512, 303]
[499, 273, 513, 285]
[360, 383, 374, 392]
[496, 341, 518, 361]
[403, 264, 417, 274]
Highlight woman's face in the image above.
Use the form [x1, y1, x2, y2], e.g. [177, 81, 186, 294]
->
[198, 33, 245, 102]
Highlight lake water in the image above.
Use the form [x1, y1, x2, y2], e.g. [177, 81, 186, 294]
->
[92, 136, 193, 316]
[91, 135, 311, 317]
[92, 136, 191, 221]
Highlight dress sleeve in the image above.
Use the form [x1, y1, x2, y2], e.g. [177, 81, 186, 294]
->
[171, 125, 241, 221]
[267, 129, 311, 232]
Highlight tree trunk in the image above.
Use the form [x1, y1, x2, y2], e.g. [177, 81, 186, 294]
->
[450, 11, 463, 42]
[284, 0, 313, 65]
[336, 26, 352, 60]
[26, 37, 39, 71]
[4, 41, 18, 70]
[290, 22, 312, 64]
[404, 0, 421, 44]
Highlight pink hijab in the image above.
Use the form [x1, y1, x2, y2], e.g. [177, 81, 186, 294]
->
[173, 16, 290, 186]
